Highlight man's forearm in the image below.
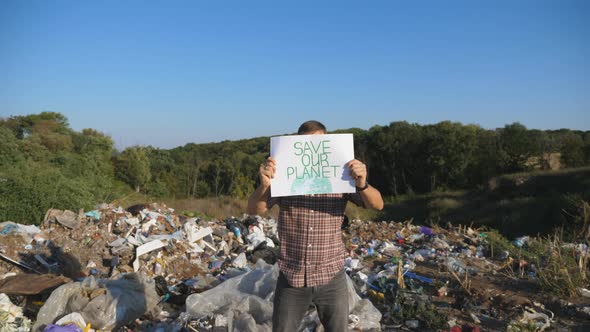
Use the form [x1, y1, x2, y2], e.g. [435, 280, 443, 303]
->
[360, 186, 384, 210]
[247, 184, 270, 215]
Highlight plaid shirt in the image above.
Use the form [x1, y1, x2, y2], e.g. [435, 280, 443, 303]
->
[267, 193, 364, 287]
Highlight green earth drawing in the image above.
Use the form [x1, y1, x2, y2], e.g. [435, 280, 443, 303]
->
[290, 176, 332, 195]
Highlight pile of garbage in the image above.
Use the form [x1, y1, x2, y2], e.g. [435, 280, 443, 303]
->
[0, 203, 589, 331]
[0, 203, 379, 331]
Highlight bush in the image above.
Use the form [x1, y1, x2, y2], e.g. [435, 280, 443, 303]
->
[0, 162, 113, 224]
[0, 113, 133, 224]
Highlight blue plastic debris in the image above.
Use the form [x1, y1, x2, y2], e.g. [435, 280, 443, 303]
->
[419, 226, 434, 236]
[42, 324, 82, 332]
[84, 210, 101, 221]
[0, 223, 18, 235]
[404, 272, 433, 284]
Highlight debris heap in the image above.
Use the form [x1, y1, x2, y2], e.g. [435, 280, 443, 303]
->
[0, 203, 589, 331]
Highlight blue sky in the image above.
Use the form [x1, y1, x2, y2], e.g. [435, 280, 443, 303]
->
[1, 0, 588, 149]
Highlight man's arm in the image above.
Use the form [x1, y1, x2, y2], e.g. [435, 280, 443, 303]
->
[347, 159, 384, 210]
[246, 157, 276, 215]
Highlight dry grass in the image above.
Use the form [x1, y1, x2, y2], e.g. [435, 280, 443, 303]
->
[110, 191, 149, 209]
[490, 166, 590, 192]
[162, 196, 382, 221]
[163, 196, 278, 220]
[427, 197, 463, 211]
[533, 232, 587, 297]
[498, 165, 590, 180]
[345, 203, 382, 221]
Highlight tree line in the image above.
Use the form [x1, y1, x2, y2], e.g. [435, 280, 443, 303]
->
[1, 112, 589, 224]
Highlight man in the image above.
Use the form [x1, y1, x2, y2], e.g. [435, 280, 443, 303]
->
[247, 120, 384, 332]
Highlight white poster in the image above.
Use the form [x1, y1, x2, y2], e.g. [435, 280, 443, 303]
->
[270, 133, 356, 197]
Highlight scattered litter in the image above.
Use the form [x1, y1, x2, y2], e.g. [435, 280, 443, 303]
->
[232, 252, 248, 269]
[578, 287, 590, 298]
[513, 236, 530, 248]
[132, 239, 167, 272]
[84, 210, 101, 221]
[54, 210, 80, 229]
[0, 203, 586, 331]
[54, 312, 86, 330]
[0, 293, 32, 331]
[0, 253, 42, 274]
[517, 310, 551, 331]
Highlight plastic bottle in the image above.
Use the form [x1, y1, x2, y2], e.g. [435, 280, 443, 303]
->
[475, 245, 485, 258]
[230, 225, 241, 238]
[415, 248, 433, 259]
[447, 257, 469, 275]
[514, 236, 530, 248]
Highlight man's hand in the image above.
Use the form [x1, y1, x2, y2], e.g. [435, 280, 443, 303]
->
[345, 159, 383, 210]
[346, 159, 367, 187]
[248, 157, 276, 215]
[259, 157, 276, 188]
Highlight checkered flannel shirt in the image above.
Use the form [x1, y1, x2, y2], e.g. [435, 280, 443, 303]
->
[267, 193, 364, 287]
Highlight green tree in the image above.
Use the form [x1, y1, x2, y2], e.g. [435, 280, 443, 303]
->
[584, 133, 590, 164]
[561, 136, 585, 168]
[464, 128, 501, 187]
[422, 122, 477, 191]
[3, 112, 69, 139]
[0, 125, 22, 167]
[115, 146, 152, 192]
[0, 113, 124, 224]
[498, 123, 536, 172]
[367, 122, 424, 195]
[231, 174, 255, 199]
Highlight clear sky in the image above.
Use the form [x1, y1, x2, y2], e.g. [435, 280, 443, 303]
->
[1, 0, 588, 149]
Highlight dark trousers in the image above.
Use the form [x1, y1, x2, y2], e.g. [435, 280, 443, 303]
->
[272, 269, 349, 332]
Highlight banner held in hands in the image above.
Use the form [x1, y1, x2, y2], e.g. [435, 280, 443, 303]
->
[270, 133, 355, 197]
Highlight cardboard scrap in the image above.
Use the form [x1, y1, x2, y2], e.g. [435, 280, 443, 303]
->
[0, 274, 71, 295]
[133, 239, 167, 272]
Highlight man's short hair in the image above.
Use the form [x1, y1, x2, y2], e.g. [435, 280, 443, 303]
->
[298, 120, 327, 135]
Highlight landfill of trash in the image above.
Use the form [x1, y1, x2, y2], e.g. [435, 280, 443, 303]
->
[1, 203, 589, 331]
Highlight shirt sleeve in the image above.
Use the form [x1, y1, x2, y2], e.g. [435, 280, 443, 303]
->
[345, 192, 365, 208]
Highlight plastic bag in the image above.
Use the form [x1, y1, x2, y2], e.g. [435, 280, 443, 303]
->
[185, 261, 382, 331]
[346, 275, 382, 330]
[0, 293, 32, 332]
[0, 222, 41, 243]
[33, 273, 160, 331]
[42, 325, 81, 332]
[186, 260, 277, 332]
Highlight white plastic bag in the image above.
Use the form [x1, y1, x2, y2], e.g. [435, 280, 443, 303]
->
[185, 261, 382, 331]
[33, 273, 160, 331]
